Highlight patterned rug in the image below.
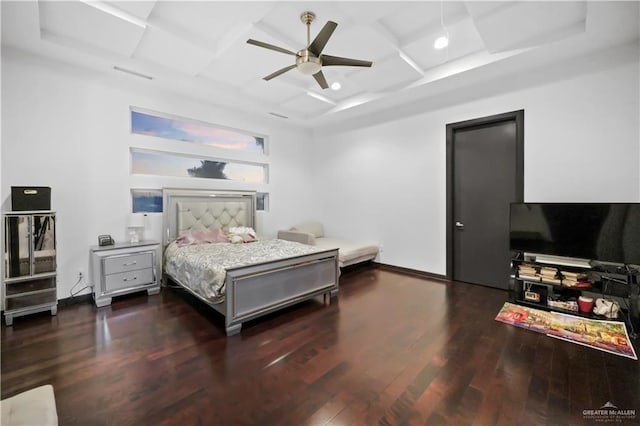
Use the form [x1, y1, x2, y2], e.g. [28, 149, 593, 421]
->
[495, 302, 637, 360]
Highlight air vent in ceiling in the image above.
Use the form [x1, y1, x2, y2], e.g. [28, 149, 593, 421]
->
[113, 66, 153, 80]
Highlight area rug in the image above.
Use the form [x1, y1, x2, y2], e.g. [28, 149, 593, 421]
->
[495, 302, 637, 360]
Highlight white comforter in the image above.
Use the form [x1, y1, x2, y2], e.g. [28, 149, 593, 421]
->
[164, 239, 326, 303]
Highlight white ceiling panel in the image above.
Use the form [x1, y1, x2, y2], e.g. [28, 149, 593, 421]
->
[202, 27, 294, 87]
[106, 1, 157, 20]
[1, 1, 41, 48]
[255, 3, 356, 53]
[38, 1, 145, 57]
[462, 2, 510, 20]
[380, 2, 469, 44]
[469, 1, 587, 53]
[322, 23, 396, 63]
[403, 17, 485, 71]
[148, 2, 274, 50]
[133, 26, 216, 76]
[279, 94, 334, 116]
[307, 68, 366, 102]
[336, 2, 401, 24]
[3, 1, 634, 129]
[239, 78, 300, 104]
[346, 54, 422, 92]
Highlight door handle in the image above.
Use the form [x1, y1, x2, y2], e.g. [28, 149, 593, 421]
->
[455, 221, 465, 229]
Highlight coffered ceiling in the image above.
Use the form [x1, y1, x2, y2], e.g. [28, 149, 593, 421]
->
[1, 1, 639, 128]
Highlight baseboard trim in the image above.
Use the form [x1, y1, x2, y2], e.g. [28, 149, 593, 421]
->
[58, 294, 93, 307]
[340, 260, 378, 274]
[373, 262, 448, 281]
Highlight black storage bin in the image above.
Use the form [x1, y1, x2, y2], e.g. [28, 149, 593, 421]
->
[11, 186, 51, 211]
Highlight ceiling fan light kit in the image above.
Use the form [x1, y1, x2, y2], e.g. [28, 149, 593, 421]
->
[296, 54, 322, 75]
[246, 11, 373, 90]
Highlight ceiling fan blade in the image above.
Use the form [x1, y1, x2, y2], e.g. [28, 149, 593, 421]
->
[263, 64, 297, 81]
[312, 70, 329, 90]
[247, 39, 296, 56]
[308, 21, 338, 56]
[321, 54, 372, 68]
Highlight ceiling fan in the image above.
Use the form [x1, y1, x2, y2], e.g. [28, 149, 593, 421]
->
[246, 11, 373, 90]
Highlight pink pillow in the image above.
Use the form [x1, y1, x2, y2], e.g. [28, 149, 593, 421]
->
[176, 228, 229, 246]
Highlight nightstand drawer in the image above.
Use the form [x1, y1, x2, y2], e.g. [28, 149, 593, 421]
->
[104, 268, 154, 293]
[103, 252, 153, 275]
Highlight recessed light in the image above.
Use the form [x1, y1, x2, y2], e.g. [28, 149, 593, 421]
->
[434, 35, 449, 50]
[331, 82, 341, 91]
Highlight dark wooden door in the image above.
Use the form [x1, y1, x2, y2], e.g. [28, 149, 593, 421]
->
[446, 111, 524, 289]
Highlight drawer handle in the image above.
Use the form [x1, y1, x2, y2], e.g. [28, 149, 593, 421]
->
[123, 261, 137, 267]
[122, 276, 137, 282]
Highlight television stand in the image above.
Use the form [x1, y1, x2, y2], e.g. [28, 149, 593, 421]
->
[510, 252, 639, 338]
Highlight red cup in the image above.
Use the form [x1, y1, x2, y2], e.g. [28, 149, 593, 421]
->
[578, 296, 594, 313]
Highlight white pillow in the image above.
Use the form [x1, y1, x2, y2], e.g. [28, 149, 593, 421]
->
[292, 222, 324, 238]
[228, 226, 258, 243]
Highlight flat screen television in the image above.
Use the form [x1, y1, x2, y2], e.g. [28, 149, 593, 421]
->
[509, 203, 640, 265]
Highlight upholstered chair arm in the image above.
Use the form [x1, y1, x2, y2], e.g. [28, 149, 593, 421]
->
[277, 230, 316, 245]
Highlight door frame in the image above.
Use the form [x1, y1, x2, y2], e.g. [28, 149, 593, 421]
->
[445, 110, 525, 281]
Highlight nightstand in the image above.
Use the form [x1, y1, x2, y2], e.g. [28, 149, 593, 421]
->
[90, 241, 160, 307]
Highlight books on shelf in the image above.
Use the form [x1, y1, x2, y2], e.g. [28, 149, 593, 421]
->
[539, 266, 558, 276]
[517, 264, 539, 281]
[519, 275, 540, 282]
[560, 270, 590, 287]
[537, 266, 560, 284]
[561, 270, 587, 279]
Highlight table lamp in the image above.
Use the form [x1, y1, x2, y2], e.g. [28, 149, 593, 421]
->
[128, 213, 145, 243]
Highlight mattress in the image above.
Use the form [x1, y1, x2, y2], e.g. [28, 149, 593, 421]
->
[164, 239, 326, 303]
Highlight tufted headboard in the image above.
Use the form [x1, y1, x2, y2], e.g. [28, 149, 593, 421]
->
[163, 189, 256, 245]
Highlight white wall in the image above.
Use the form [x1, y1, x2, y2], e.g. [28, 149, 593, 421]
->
[2, 42, 639, 300]
[312, 52, 640, 275]
[1, 49, 317, 300]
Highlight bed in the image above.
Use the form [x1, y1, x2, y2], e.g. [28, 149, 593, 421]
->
[162, 189, 339, 335]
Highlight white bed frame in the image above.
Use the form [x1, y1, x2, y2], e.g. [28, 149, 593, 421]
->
[162, 188, 339, 336]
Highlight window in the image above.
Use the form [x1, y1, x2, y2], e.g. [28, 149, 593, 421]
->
[256, 192, 269, 212]
[131, 149, 268, 184]
[131, 109, 266, 154]
[131, 189, 163, 213]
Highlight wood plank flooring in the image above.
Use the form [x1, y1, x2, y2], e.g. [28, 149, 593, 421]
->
[2, 267, 639, 425]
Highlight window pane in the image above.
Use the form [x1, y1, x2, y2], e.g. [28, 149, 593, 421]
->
[131, 150, 267, 184]
[131, 110, 265, 154]
[256, 192, 269, 212]
[131, 189, 163, 213]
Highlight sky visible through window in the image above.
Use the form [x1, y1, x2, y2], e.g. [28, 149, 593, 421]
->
[131, 189, 163, 213]
[131, 150, 267, 184]
[131, 110, 265, 154]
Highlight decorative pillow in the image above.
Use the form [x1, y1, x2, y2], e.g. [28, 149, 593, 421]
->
[175, 228, 229, 246]
[291, 222, 324, 238]
[228, 226, 258, 243]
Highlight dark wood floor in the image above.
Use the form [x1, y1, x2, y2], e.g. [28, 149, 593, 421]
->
[2, 267, 639, 425]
